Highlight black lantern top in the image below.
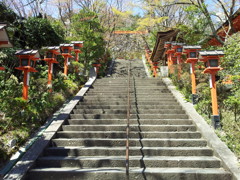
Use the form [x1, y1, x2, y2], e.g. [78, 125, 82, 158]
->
[15, 49, 39, 69]
[199, 50, 224, 57]
[43, 46, 60, 58]
[60, 44, 73, 54]
[199, 50, 224, 68]
[71, 41, 84, 50]
[172, 42, 185, 52]
[183, 45, 201, 59]
[183, 45, 201, 50]
[15, 49, 40, 58]
[0, 23, 13, 48]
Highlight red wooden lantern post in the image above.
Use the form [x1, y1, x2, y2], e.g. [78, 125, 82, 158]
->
[60, 44, 74, 76]
[199, 50, 224, 129]
[164, 42, 175, 75]
[71, 41, 83, 62]
[92, 61, 101, 75]
[43, 46, 60, 92]
[152, 61, 159, 77]
[183, 45, 201, 104]
[15, 50, 40, 100]
[172, 43, 185, 79]
[0, 23, 13, 70]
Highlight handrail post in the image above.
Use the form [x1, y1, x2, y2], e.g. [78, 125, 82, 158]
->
[126, 60, 131, 177]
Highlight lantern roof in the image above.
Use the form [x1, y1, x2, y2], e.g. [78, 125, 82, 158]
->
[71, 41, 83, 44]
[183, 45, 201, 50]
[172, 42, 185, 46]
[0, 22, 13, 48]
[60, 43, 73, 47]
[15, 49, 40, 58]
[44, 46, 60, 50]
[199, 50, 224, 56]
[43, 46, 61, 54]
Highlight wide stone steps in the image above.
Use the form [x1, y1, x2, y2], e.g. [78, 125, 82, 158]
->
[27, 167, 231, 180]
[61, 124, 196, 131]
[36, 156, 221, 168]
[78, 101, 178, 105]
[26, 59, 231, 179]
[72, 109, 185, 114]
[65, 119, 192, 125]
[44, 146, 213, 156]
[55, 131, 202, 139]
[51, 138, 207, 147]
[75, 105, 183, 110]
[69, 114, 188, 119]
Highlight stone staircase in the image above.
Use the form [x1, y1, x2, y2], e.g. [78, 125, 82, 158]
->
[25, 60, 231, 180]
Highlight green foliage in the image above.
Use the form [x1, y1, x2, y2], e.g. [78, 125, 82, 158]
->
[0, 48, 19, 70]
[177, 5, 209, 45]
[0, 2, 18, 24]
[24, 17, 64, 49]
[219, 32, 240, 122]
[222, 32, 240, 80]
[71, 9, 105, 71]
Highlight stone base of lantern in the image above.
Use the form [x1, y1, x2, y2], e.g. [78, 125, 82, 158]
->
[191, 94, 198, 105]
[211, 115, 221, 129]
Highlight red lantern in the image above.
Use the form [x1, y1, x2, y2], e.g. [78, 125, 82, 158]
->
[15, 50, 40, 100]
[198, 50, 224, 129]
[60, 44, 74, 75]
[43, 46, 61, 92]
[71, 41, 84, 61]
[183, 45, 201, 104]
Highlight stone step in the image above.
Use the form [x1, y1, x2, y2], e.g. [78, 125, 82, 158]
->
[88, 89, 170, 93]
[90, 87, 167, 90]
[75, 105, 183, 110]
[44, 146, 213, 157]
[79, 99, 177, 104]
[27, 167, 232, 180]
[61, 124, 196, 132]
[85, 93, 172, 96]
[92, 85, 167, 88]
[78, 101, 179, 106]
[66, 119, 192, 125]
[36, 156, 221, 168]
[72, 109, 185, 115]
[69, 114, 188, 119]
[51, 138, 207, 147]
[84, 95, 175, 99]
[82, 97, 176, 101]
[56, 131, 202, 139]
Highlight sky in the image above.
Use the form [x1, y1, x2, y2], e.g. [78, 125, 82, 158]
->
[6, 0, 240, 20]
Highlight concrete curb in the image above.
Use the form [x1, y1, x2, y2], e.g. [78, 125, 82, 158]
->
[3, 68, 97, 180]
[141, 55, 151, 78]
[163, 77, 240, 180]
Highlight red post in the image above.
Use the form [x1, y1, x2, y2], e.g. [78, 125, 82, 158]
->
[75, 52, 79, 62]
[153, 62, 159, 77]
[64, 56, 68, 76]
[48, 62, 53, 92]
[15, 49, 39, 101]
[199, 50, 224, 129]
[191, 62, 197, 94]
[210, 73, 219, 115]
[23, 70, 29, 100]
